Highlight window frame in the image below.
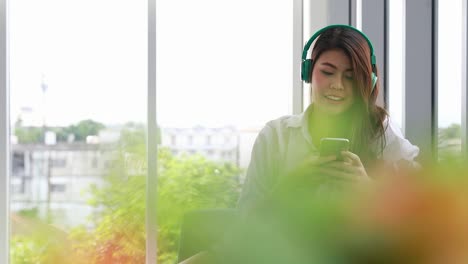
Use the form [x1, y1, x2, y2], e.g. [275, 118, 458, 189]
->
[462, 0, 468, 158]
[404, 0, 437, 162]
[0, 0, 9, 262]
[0, 0, 301, 263]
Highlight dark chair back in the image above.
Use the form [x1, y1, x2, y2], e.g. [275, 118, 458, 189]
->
[177, 208, 238, 263]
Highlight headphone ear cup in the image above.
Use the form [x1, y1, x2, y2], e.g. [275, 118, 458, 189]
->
[371, 72, 378, 91]
[301, 59, 313, 83]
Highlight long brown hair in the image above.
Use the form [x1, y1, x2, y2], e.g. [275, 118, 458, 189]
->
[309, 26, 388, 166]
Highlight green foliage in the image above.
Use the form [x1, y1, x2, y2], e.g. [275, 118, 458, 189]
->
[10, 124, 241, 263]
[14, 118, 105, 143]
[438, 123, 461, 140]
[156, 150, 241, 263]
[16, 208, 39, 219]
[10, 236, 37, 264]
[65, 119, 105, 142]
[69, 126, 241, 264]
[14, 118, 43, 143]
[438, 123, 462, 163]
[11, 231, 79, 264]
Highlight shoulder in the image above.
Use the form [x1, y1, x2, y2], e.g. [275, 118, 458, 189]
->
[382, 116, 404, 142]
[259, 114, 303, 136]
[381, 116, 420, 162]
[252, 113, 304, 152]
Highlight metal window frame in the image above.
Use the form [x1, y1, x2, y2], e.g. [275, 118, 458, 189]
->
[300, 0, 350, 112]
[361, 0, 387, 108]
[404, 0, 437, 162]
[463, 0, 468, 157]
[329, 0, 351, 25]
[293, 0, 304, 115]
[147, 0, 157, 263]
[0, 0, 9, 262]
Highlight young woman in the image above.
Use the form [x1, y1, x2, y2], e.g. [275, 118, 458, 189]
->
[179, 25, 420, 264]
[237, 25, 419, 214]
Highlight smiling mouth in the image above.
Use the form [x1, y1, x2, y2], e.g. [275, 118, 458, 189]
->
[325, 95, 344, 101]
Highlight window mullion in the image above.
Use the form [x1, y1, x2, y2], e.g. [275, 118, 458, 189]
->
[0, 0, 10, 262]
[147, 0, 157, 263]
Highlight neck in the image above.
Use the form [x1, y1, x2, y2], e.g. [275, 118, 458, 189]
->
[308, 105, 352, 141]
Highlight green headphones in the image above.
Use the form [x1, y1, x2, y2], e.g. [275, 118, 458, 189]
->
[301, 24, 378, 91]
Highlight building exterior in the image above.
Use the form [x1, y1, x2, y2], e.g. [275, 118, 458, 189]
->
[160, 126, 241, 167]
[10, 125, 257, 228]
[11, 142, 115, 228]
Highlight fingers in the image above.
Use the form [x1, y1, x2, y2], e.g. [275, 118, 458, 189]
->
[323, 160, 354, 173]
[341, 151, 363, 166]
[318, 158, 369, 182]
[312, 155, 336, 165]
[307, 155, 337, 166]
[316, 167, 359, 182]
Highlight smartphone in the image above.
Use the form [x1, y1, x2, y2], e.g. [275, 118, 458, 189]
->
[319, 138, 350, 160]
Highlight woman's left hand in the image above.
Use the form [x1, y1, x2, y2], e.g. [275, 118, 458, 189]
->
[317, 151, 370, 183]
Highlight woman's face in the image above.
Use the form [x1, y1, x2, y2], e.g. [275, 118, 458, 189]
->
[311, 49, 356, 116]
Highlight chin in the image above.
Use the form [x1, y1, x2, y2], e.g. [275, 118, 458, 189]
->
[321, 104, 350, 116]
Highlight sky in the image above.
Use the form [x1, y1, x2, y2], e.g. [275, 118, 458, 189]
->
[9, 0, 461, 129]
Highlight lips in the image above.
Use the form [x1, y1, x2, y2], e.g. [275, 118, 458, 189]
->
[324, 95, 345, 101]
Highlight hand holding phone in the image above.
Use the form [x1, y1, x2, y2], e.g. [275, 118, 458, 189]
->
[319, 138, 350, 161]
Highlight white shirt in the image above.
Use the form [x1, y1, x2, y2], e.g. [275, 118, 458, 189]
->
[237, 106, 419, 213]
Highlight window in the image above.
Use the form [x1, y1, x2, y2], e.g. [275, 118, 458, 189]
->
[388, 0, 405, 131]
[51, 158, 66, 168]
[437, 0, 463, 161]
[156, 0, 292, 262]
[11, 152, 25, 176]
[9, 0, 147, 262]
[2, 0, 301, 262]
[50, 183, 66, 193]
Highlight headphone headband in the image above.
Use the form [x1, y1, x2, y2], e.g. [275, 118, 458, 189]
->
[301, 24, 378, 91]
[301, 24, 376, 66]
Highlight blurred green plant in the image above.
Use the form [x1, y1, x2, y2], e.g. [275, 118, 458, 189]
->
[207, 164, 468, 264]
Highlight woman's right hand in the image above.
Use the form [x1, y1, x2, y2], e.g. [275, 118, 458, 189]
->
[279, 155, 338, 188]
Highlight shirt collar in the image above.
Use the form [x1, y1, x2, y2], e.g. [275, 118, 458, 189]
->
[285, 104, 313, 128]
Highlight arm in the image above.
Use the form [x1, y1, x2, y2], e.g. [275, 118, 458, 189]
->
[178, 251, 211, 264]
[237, 125, 280, 216]
[382, 117, 420, 170]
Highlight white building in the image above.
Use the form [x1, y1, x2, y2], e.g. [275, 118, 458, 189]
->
[10, 125, 259, 228]
[11, 142, 115, 229]
[160, 126, 240, 167]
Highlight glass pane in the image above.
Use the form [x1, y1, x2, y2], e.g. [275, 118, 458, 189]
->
[9, 0, 147, 262]
[437, 0, 463, 162]
[156, 0, 292, 263]
[388, 0, 404, 131]
[303, 0, 328, 110]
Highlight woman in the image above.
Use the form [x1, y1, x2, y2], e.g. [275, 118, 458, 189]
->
[237, 24, 419, 214]
[179, 24, 420, 264]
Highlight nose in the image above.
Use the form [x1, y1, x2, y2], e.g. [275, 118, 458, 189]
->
[330, 77, 344, 90]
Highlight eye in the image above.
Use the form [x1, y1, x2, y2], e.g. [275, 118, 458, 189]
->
[321, 70, 333, 76]
[345, 75, 354, 81]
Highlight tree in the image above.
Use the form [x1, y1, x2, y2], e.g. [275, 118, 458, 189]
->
[13, 119, 106, 144]
[438, 124, 462, 162]
[14, 118, 43, 144]
[68, 126, 241, 264]
[11, 124, 241, 263]
[439, 123, 461, 141]
[64, 119, 105, 141]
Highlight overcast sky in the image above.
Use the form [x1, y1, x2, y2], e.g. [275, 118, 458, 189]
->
[9, 0, 460, 129]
